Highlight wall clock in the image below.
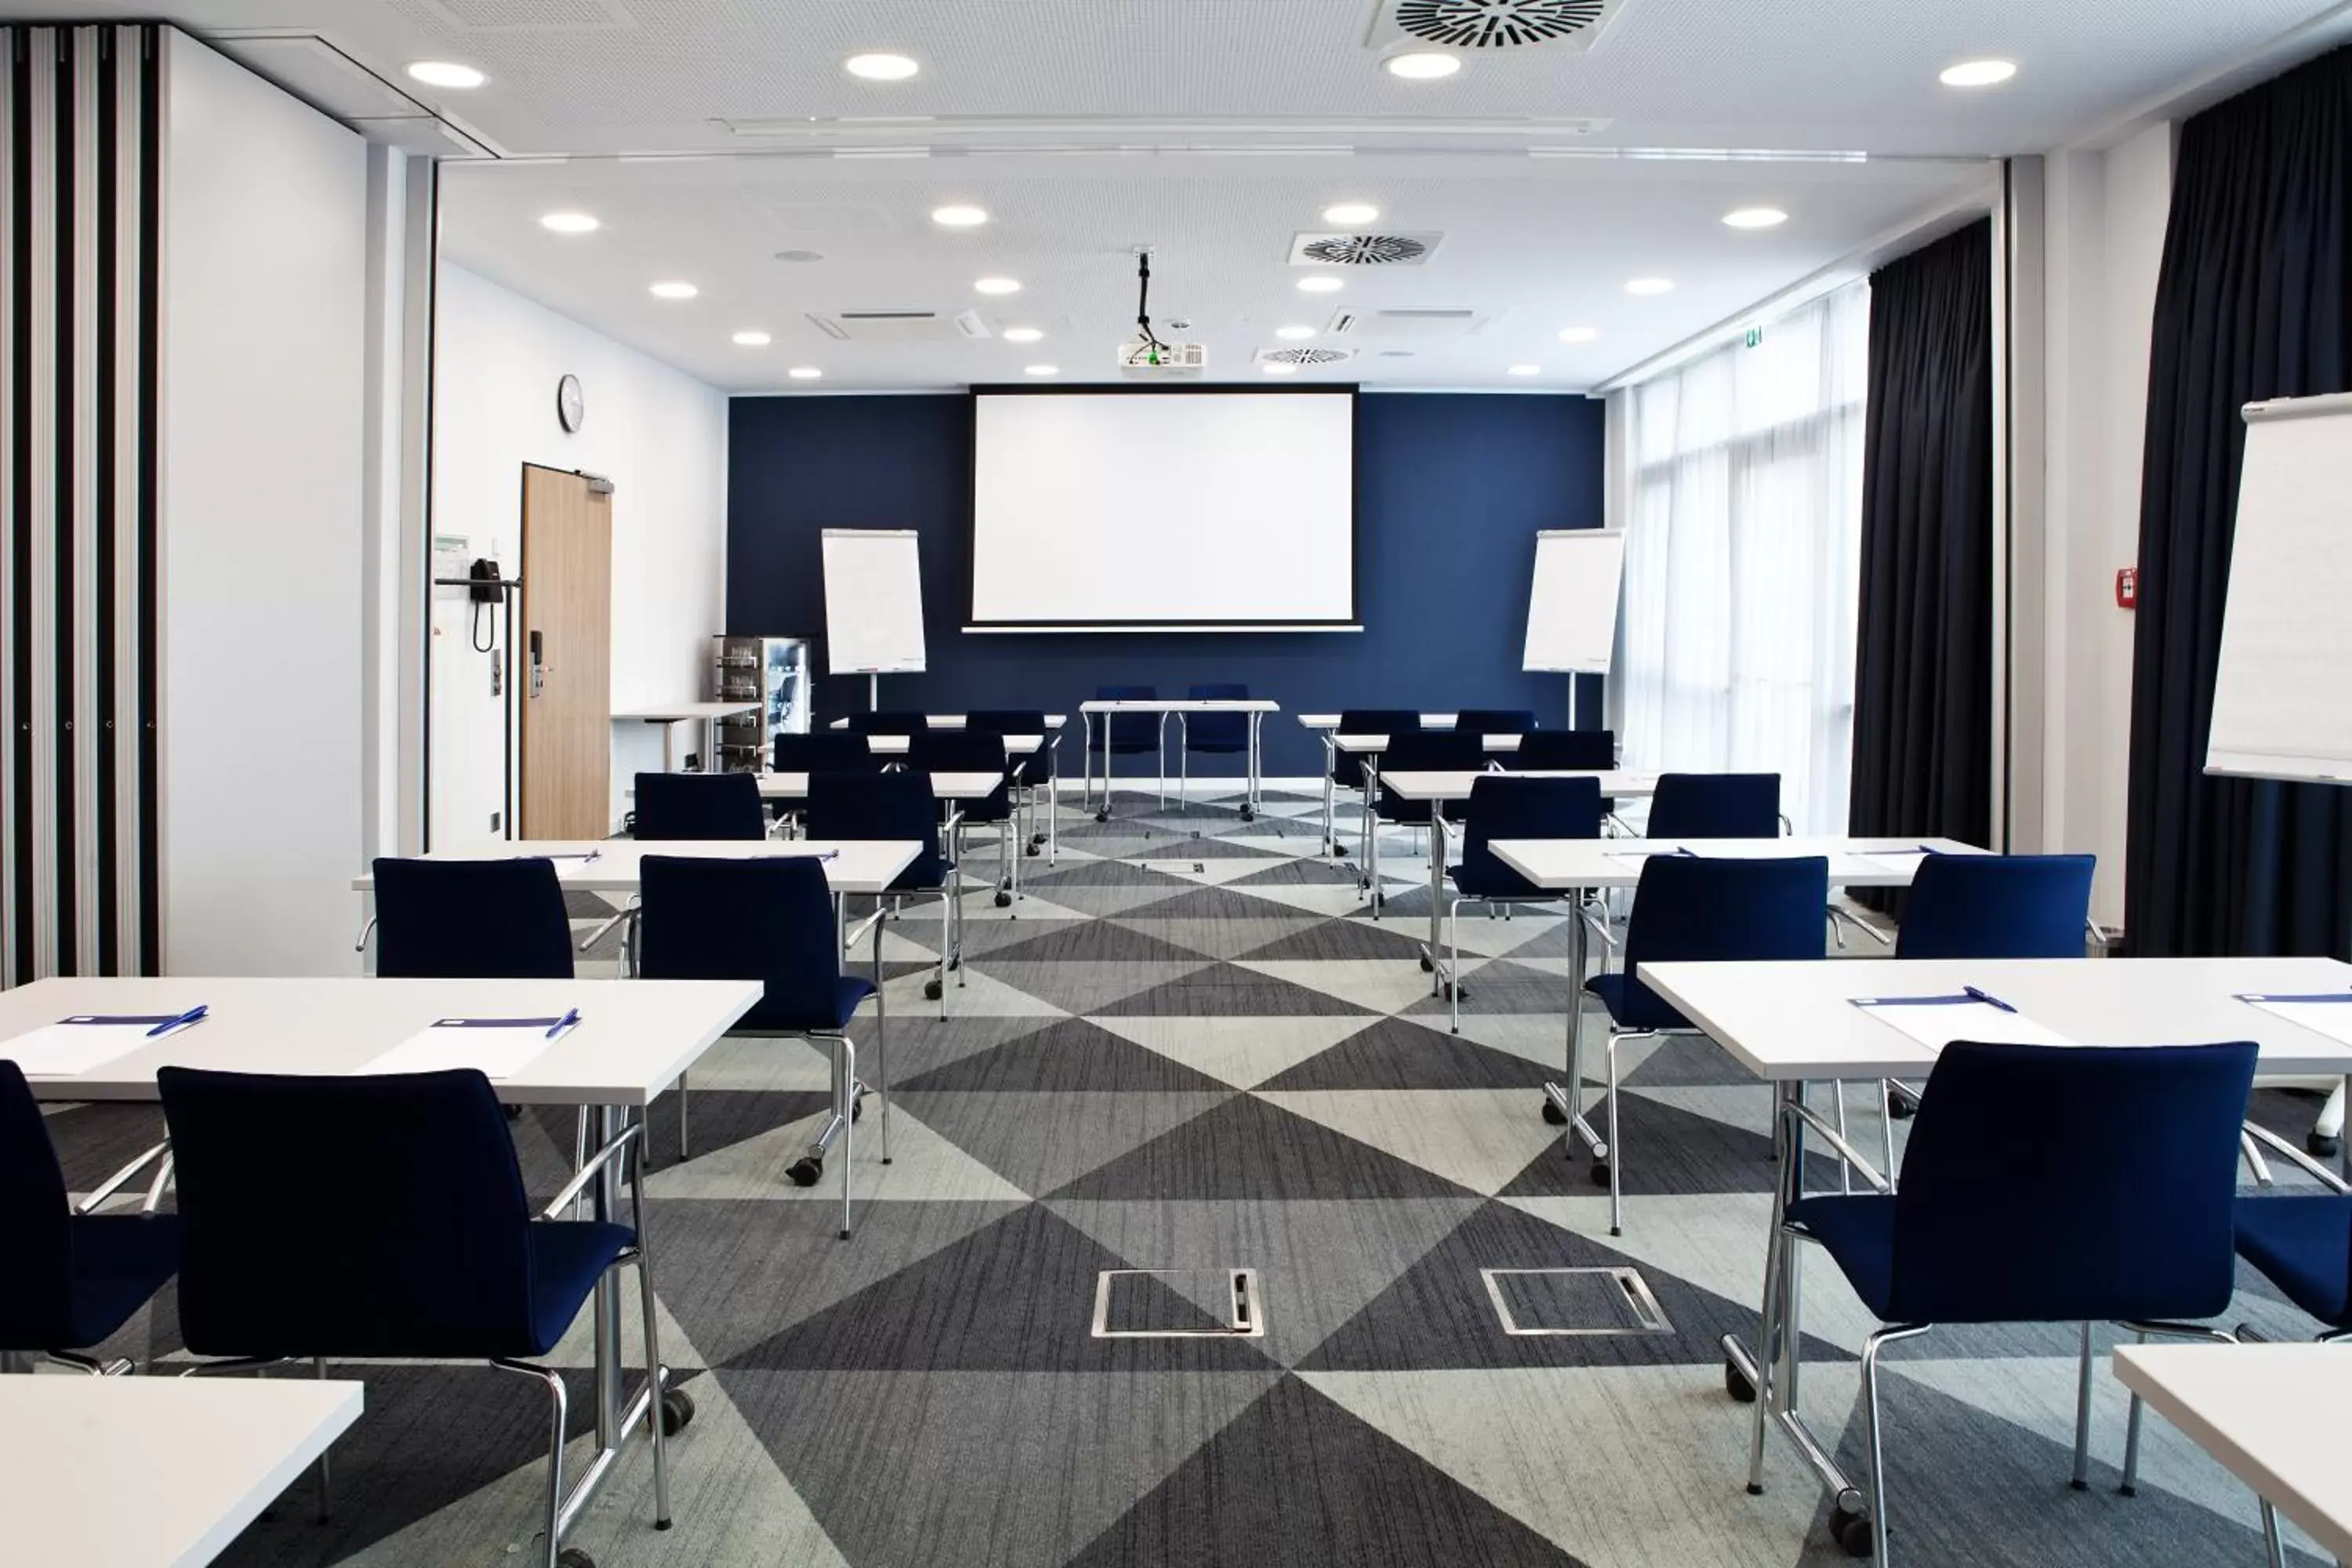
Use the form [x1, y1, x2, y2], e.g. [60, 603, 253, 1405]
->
[557, 373, 585, 433]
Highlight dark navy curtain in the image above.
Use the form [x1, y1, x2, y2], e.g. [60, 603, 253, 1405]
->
[1848, 221, 1994, 869]
[2124, 45, 2352, 956]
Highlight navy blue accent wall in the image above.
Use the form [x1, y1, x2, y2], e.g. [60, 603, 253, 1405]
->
[726, 392, 1607, 777]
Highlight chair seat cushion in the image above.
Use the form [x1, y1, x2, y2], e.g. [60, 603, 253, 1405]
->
[1785, 1194, 1897, 1320]
[886, 855, 946, 894]
[57, 1214, 183, 1348]
[524, 1221, 637, 1356]
[2236, 1194, 2352, 1327]
[1449, 862, 1542, 902]
[1584, 971, 1692, 1033]
[743, 975, 876, 1036]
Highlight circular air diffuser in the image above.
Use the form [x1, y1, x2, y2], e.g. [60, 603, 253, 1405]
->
[1394, 0, 1606, 48]
[1299, 234, 1428, 266]
[1262, 347, 1352, 365]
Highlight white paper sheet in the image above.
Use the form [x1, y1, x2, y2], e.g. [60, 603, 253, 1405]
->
[1851, 995, 2074, 1051]
[358, 1017, 572, 1079]
[1860, 852, 1933, 877]
[2240, 995, 2352, 1049]
[0, 1019, 180, 1076]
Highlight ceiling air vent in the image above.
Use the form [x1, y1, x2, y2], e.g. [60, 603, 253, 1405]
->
[1259, 347, 1354, 366]
[1367, 0, 1624, 53]
[1290, 232, 1441, 268]
[805, 311, 975, 343]
[1332, 308, 1490, 339]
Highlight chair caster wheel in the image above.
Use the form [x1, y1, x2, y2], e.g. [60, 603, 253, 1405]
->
[559, 1548, 596, 1568]
[1240, 808, 1257, 822]
[1725, 1357, 1757, 1403]
[659, 1387, 696, 1436]
[1887, 1097, 1915, 1121]
[994, 891, 1012, 909]
[1588, 1160, 1610, 1187]
[1419, 953, 1435, 973]
[1542, 1099, 1568, 1126]
[924, 979, 943, 1001]
[1025, 844, 1041, 858]
[2310, 1131, 2341, 1159]
[1832, 1510, 1875, 1558]
[504, 1104, 525, 1122]
[786, 1156, 823, 1187]
[851, 1099, 863, 1123]
[1094, 811, 1110, 823]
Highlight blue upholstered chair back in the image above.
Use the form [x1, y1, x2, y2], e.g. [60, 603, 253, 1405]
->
[1889, 1041, 2256, 1323]
[639, 855, 845, 1033]
[372, 858, 575, 980]
[1334, 710, 1421, 790]
[1094, 686, 1160, 754]
[967, 710, 1050, 770]
[1185, 684, 1251, 752]
[158, 1066, 540, 1359]
[0, 1061, 74, 1345]
[1646, 772, 1782, 839]
[908, 728, 1013, 818]
[1610, 855, 1828, 1029]
[633, 771, 766, 841]
[773, 731, 879, 775]
[1895, 853, 2095, 960]
[1512, 729, 1616, 771]
[1375, 729, 1489, 823]
[804, 769, 944, 891]
[847, 710, 928, 735]
[1453, 710, 1537, 737]
[1457, 775, 1602, 898]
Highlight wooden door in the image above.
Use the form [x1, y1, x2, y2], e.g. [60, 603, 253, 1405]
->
[520, 466, 612, 838]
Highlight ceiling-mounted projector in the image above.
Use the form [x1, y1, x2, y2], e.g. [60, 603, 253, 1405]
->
[1115, 245, 1203, 377]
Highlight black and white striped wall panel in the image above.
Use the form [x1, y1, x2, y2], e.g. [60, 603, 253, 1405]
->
[2, 24, 161, 986]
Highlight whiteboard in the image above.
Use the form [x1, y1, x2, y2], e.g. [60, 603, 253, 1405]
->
[2207, 394, 2352, 783]
[1522, 530, 1627, 673]
[821, 529, 927, 676]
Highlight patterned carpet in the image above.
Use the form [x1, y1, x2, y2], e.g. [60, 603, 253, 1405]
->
[34, 782, 2342, 1567]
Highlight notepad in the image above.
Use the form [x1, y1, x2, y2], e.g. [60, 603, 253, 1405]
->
[1, 1013, 202, 1076]
[2238, 993, 2352, 1048]
[1850, 993, 2074, 1051]
[358, 1015, 577, 1079]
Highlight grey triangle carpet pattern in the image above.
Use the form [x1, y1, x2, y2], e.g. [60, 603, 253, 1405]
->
[37, 787, 2341, 1566]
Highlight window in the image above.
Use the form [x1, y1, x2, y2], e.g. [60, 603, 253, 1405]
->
[1613, 285, 1868, 835]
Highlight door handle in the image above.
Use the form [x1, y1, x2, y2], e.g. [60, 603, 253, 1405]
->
[528, 630, 547, 698]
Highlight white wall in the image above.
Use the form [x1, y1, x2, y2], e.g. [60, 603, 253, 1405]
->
[2042, 122, 2175, 927]
[159, 33, 368, 975]
[429, 265, 727, 846]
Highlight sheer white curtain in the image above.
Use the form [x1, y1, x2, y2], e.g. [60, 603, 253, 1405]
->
[1613, 285, 1868, 834]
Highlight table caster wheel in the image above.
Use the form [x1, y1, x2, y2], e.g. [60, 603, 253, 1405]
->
[851, 1098, 863, 1123]
[1887, 1097, 1915, 1121]
[1588, 1160, 1610, 1188]
[558, 1549, 596, 1568]
[1094, 810, 1110, 823]
[1241, 808, 1257, 822]
[2310, 1131, 2342, 1159]
[659, 1387, 696, 1436]
[1025, 844, 1041, 858]
[924, 979, 944, 1001]
[1725, 1357, 1756, 1403]
[1832, 1509, 1875, 1559]
[1542, 1098, 1568, 1126]
[994, 891, 1012, 908]
[1419, 953, 1435, 973]
[786, 1156, 823, 1187]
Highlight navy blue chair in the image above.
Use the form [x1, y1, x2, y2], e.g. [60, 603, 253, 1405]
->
[1570, 855, 1828, 1234]
[1511, 728, 1617, 772]
[1091, 684, 1164, 814]
[772, 730, 879, 776]
[1332, 709, 1421, 796]
[157, 1065, 676, 1562]
[0, 1062, 180, 1374]
[805, 769, 954, 1014]
[1763, 1042, 2256, 1563]
[633, 771, 765, 842]
[371, 858, 575, 981]
[1643, 771, 1784, 840]
[846, 710, 928, 735]
[1178, 683, 1251, 804]
[1371, 728, 1486, 829]
[1895, 853, 2096, 960]
[910, 728, 1019, 909]
[1444, 775, 1603, 1034]
[639, 855, 879, 1233]
[968, 709, 1052, 862]
[1452, 709, 1537, 738]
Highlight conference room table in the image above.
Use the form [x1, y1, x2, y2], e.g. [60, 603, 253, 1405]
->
[1305, 720, 1525, 855]
[0, 1374, 364, 1567]
[0, 972, 761, 1552]
[854, 725, 1062, 862]
[612, 701, 760, 773]
[2114, 1343, 2352, 1566]
[1079, 697, 1280, 822]
[1360, 763, 1660, 916]
[1629, 954, 2352, 1542]
[760, 769, 1031, 902]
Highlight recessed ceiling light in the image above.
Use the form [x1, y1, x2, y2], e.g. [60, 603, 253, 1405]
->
[539, 211, 599, 235]
[844, 53, 920, 81]
[1723, 206, 1788, 230]
[1024, 365, 1058, 377]
[931, 204, 989, 227]
[1297, 275, 1345, 294]
[975, 277, 1022, 296]
[1001, 327, 1044, 343]
[1385, 51, 1462, 80]
[788, 366, 823, 380]
[1559, 326, 1600, 343]
[1940, 58, 2016, 88]
[649, 281, 699, 300]
[775, 249, 825, 263]
[1322, 201, 1381, 226]
[1625, 278, 1675, 296]
[405, 60, 485, 89]
[732, 330, 771, 347]
[1263, 362, 1300, 376]
[1508, 364, 1541, 377]
[1276, 325, 1317, 341]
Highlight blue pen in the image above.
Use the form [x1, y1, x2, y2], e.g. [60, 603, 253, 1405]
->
[1962, 985, 2016, 1014]
[146, 1004, 207, 1038]
[545, 1007, 580, 1040]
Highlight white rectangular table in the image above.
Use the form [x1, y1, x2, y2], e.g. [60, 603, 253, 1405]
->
[859, 732, 1058, 862]
[0, 1374, 364, 1567]
[353, 838, 920, 899]
[1633, 955, 2352, 1542]
[1080, 699, 1280, 820]
[2114, 1343, 2352, 1566]
[0, 972, 760, 1554]
[1358, 765, 1663, 928]
[612, 702, 760, 773]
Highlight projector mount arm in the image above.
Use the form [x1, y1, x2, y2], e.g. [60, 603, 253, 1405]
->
[1133, 247, 1171, 359]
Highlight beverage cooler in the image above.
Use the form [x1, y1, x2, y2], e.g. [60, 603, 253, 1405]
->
[711, 635, 811, 772]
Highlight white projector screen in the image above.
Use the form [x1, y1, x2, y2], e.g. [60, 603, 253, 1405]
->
[969, 390, 1357, 630]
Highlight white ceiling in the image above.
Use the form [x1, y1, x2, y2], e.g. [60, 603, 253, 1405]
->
[9, 0, 2347, 390]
